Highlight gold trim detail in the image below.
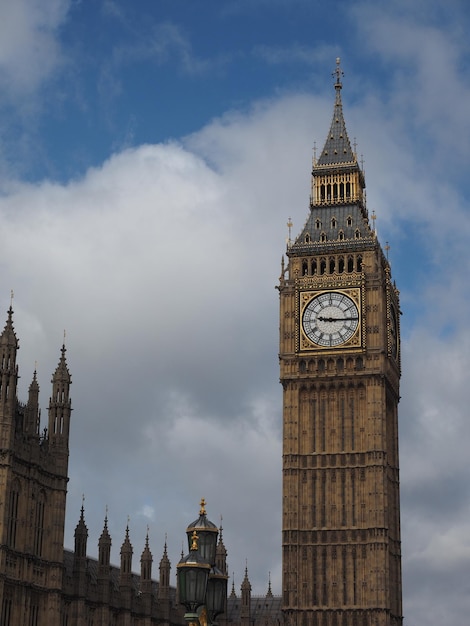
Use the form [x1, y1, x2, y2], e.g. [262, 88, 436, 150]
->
[298, 288, 362, 352]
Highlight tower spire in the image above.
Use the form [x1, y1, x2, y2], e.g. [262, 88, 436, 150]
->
[291, 59, 371, 249]
[317, 57, 355, 167]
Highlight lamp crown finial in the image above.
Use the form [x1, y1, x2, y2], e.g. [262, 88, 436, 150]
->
[200, 498, 207, 515]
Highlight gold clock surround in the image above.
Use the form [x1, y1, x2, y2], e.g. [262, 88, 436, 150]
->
[298, 287, 362, 352]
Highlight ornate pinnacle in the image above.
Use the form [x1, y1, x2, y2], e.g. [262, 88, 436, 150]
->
[199, 498, 206, 515]
[333, 57, 344, 89]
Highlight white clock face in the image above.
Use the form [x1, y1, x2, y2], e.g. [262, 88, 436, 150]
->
[302, 291, 359, 347]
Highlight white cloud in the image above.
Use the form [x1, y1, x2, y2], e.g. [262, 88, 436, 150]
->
[0, 4, 470, 624]
[0, 0, 70, 98]
[2, 67, 470, 614]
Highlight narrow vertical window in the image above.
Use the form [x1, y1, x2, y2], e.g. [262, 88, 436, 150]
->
[34, 491, 46, 557]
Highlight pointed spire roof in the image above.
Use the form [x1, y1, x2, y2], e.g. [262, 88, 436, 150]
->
[74, 499, 89, 560]
[317, 58, 355, 166]
[99, 513, 111, 545]
[160, 534, 170, 568]
[216, 519, 227, 557]
[29, 369, 39, 394]
[121, 522, 133, 554]
[0, 306, 18, 349]
[141, 529, 153, 562]
[241, 564, 251, 591]
[230, 576, 237, 598]
[25, 368, 40, 435]
[266, 572, 273, 598]
[52, 343, 71, 385]
[74, 500, 88, 538]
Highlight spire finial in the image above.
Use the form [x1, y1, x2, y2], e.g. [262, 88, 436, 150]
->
[199, 498, 206, 515]
[287, 217, 293, 247]
[385, 241, 390, 260]
[10, 289, 14, 308]
[333, 57, 343, 90]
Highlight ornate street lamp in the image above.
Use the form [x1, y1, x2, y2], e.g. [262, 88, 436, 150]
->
[177, 500, 228, 626]
[177, 530, 211, 623]
[206, 565, 228, 626]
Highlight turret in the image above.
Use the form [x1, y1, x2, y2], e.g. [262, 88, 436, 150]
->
[158, 536, 171, 600]
[48, 344, 72, 451]
[140, 531, 153, 595]
[24, 369, 40, 436]
[0, 306, 19, 448]
[98, 515, 111, 583]
[216, 520, 228, 576]
[119, 523, 133, 615]
[240, 565, 251, 626]
[97, 514, 112, 620]
[120, 524, 133, 582]
[159, 537, 171, 622]
[73, 503, 88, 596]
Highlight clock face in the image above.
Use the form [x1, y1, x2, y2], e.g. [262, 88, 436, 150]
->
[302, 291, 359, 347]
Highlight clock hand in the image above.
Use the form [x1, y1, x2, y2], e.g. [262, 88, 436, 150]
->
[318, 316, 359, 322]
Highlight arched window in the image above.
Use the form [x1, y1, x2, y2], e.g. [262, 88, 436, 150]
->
[7, 481, 20, 548]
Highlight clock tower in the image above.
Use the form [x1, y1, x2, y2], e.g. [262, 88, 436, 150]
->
[279, 60, 402, 626]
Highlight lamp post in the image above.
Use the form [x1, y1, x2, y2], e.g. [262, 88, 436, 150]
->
[177, 500, 228, 626]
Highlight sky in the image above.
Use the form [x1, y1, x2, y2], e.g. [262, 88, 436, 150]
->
[0, 0, 469, 624]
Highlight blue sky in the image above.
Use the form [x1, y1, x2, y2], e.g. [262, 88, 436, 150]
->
[1, 1, 470, 625]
